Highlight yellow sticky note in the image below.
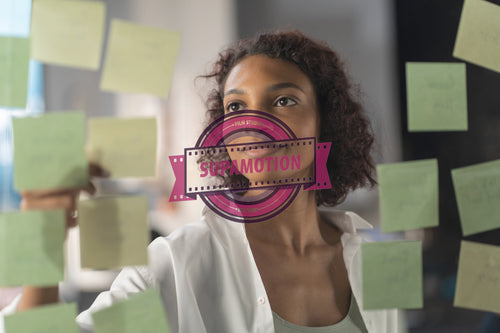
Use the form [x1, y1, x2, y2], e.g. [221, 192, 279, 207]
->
[78, 196, 149, 269]
[377, 159, 439, 233]
[30, 0, 106, 69]
[452, 159, 500, 236]
[0, 36, 30, 108]
[0, 210, 65, 287]
[4, 303, 79, 333]
[362, 241, 423, 309]
[92, 289, 170, 333]
[13, 111, 88, 191]
[406, 62, 468, 132]
[100, 19, 181, 97]
[453, 0, 500, 73]
[86, 117, 157, 178]
[454, 241, 500, 313]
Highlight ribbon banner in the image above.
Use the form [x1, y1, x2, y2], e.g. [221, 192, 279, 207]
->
[168, 110, 332, 223]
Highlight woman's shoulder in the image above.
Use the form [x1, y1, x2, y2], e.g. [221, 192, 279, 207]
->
[318, 207, 373, 234]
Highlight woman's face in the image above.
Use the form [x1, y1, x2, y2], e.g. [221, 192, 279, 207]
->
[222, 55, 320, 183]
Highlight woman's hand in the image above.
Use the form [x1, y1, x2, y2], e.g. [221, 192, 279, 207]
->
[19, 163, 108, 229]
[16, 163, 109, 311]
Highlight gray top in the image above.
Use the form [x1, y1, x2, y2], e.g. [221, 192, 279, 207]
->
[272, 295, 368, 333]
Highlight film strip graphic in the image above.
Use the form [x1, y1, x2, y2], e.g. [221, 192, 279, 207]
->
[170, 138, 331, 202]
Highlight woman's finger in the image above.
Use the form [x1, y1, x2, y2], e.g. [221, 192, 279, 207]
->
[88, 163, 110, 178]
[21, 192, 79, 229]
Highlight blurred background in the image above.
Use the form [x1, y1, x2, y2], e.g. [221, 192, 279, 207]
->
[1, 0, 499, 332]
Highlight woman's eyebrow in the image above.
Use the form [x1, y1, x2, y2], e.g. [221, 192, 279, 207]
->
[224, 88, 244, 97]
[266, 82, 304, 93]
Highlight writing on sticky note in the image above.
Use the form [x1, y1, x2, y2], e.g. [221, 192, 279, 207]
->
[12, 111, 88, 191]
[30, 0, 105, 69]
[0, 210, 65, 287]
[406, 62, 468, 132]
[454, 0, 500, 73]
[452, 159, 500, 236]
[92, 289, 170, 333]
[0, 36, 30, 108]
[86, 117, 157, 178]
[362, 241, 423, 310]
[78, 196, 149, 269]
[100, 19, 181, 97]
[377, 159, 439, 233]
[454, 241, 500, 313]
[4, 303, 79, 333]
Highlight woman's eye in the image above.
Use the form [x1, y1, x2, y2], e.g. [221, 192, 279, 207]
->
[226, 102, 242, 112]
[275, 97, 297, 107]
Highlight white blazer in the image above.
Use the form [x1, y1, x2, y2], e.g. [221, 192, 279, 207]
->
[1, 207, 407, 333]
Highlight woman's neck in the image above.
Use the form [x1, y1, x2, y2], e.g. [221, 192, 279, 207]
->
[244, 190, 340, 255]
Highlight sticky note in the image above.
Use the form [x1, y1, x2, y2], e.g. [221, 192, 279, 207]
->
[361, 240, 423, 310]
[100, 19, 181, 97]
[86, 117, 157, 178]
[4, 303, 78, 333]
[0, 209, 65, 287]
[454, 241, 500, 313]
[406, 62, 468, 132]
[451, 159, 500, 236]
[92, 289, 170, 333]
[12, 111, 88, 191]
[377, 159, 439, 233]
[30, 0, 105, 69]
[454, 0, 500, 74]
[0, 0, 32, 37]
[78, 196, 149, 269]
[0, 36, 30, 108]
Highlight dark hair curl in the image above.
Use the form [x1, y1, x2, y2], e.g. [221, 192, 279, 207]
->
[202, 30, 376, 206]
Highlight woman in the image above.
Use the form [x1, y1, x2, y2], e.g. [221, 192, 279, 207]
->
[3, 31, 406, 332]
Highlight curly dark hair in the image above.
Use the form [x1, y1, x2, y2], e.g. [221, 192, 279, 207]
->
[201, 30, 376, 206]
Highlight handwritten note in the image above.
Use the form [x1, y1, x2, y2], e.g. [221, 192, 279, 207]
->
[0, 210, 65, 287]
[86, 117, 157, 178]
[0, 36, 30, 108]
[100, 19, 181, 97]
[454, 241, 500, 313]
[30, 0, 105, 69]
[406, 62, 468, 132]
[0, 0, 32, 37]
[454, 0, 500, 73]
[12, 111, 88, 191]
[361, 240, 423, 310]
[4, 303, 79, 333]
[78, 196, 149, 269]
[451, 159, 500, 236]
[377, 159, 439, 233]
[92, 289, 170, 333]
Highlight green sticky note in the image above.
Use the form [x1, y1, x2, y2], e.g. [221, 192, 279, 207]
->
[377, 159, 439, 233]
[454, 241, 500, 313]
[92, 289, 170, 333]
[0, 36, 30, 108]
[0, 210, 65, 287]
[30, 0, 105, 69]
[100, 19, 181, 97]
[78, 196, 149, 269]
[406, 62, 468, 132]
[454, 0, 500, 74]
[87, 117, 157, 178]
[451, 159, 500, 236]
[12, 111, 88, 191]
[361, 240, 423, 310]
[4, 303, 78, 333]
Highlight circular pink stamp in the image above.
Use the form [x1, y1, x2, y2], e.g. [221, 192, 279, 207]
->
[169, 110, 331, 223]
